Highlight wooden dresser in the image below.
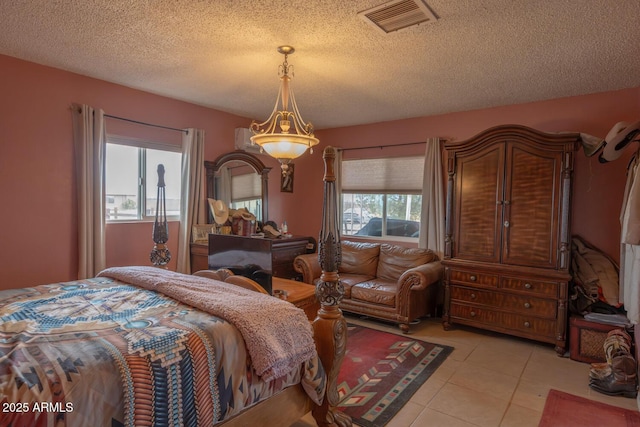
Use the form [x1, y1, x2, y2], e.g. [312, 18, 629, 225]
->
[442, 125, 580, 355]
[191, 235, 315, 280]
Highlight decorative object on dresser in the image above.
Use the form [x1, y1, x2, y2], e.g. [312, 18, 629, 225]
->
[191, 224, 216, 243]
[441, 124, 581, 355]
[294, 240, 442, 333]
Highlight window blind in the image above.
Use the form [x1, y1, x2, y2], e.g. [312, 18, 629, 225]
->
[342, 156, 424, 192]
[107, 134, 181, 152]
[231, 173, 261, 201]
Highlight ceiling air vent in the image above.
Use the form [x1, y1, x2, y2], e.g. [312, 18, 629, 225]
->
[358, 0, 438, 34]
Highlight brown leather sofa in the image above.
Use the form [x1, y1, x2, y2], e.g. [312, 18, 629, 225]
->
[293, 240, 442, 333]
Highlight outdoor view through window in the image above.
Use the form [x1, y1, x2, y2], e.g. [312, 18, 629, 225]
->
[341, 156, 423, 239]
[342, 193, 422, 239]
[106, 143, 182, 221]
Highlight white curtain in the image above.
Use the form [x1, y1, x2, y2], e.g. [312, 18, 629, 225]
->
[177, 128, 206, 273]
[620, 149, 640, 323]
[218, 167, 232, 204]
[72, 104, 107, 278]
[418, 138, 445, 258]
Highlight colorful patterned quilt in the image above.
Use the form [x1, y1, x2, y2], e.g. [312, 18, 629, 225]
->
[0, 275, 324, 426]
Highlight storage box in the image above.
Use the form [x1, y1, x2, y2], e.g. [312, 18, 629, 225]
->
[569, 315, 632, 363]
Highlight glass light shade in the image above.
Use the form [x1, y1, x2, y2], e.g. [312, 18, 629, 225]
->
[251, 133, 319, 160]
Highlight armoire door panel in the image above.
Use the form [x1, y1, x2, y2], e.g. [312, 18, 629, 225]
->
[454, 145, 504, 262]
[503, 143, 561, 268]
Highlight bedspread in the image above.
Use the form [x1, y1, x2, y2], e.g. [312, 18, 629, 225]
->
[0, 275, 325, 426]
[97, 266, 318, 381]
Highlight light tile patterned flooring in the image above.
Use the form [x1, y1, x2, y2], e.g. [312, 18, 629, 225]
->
[292, 315, 639, 427]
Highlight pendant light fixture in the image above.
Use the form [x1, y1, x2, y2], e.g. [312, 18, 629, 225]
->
[250, 46, 319, 175]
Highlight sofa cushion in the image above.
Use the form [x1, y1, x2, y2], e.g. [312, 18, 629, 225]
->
[315, 273, 373, 299]
[376, 244, 437, 282]
[350, 280, 397, 306]
[340, 240, 380, 277]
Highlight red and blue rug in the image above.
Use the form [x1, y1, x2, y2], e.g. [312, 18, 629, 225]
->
[337, 323, 453, 427]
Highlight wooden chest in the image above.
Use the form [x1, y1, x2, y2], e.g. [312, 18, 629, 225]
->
[569, 315, 630, 364]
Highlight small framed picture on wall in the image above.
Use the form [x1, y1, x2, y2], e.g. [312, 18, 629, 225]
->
[281, 164, 294, 193]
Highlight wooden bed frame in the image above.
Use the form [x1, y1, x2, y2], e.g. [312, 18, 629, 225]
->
[218, 147, 352, 427]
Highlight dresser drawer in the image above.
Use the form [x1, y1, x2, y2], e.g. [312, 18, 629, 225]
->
[450, 286, 557, 318]
[500, 276, 559, 298]
[272, 245, 307, 264]
[449, 269, 498, 287]
[449, 303, 557, 339]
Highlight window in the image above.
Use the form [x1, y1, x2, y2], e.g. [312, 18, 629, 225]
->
[229, 169, 262, 219]
[341, 156, 423, 239]
[105, 136, 182, 221]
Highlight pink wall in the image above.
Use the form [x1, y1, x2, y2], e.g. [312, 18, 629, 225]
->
[2, 52, 638, 290]
[0, 54, 285, 289]
[304, 88, 640, 262]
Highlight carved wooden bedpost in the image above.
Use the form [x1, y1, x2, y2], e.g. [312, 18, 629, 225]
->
[311, 147, 352, 427]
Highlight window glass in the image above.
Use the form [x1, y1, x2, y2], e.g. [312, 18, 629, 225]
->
[106, 138, 182, 221]
[106, 144, 139, 221]
[341, 157, 423, 239]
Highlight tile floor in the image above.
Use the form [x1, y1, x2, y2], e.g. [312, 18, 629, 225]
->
[292, 315, 639, 427]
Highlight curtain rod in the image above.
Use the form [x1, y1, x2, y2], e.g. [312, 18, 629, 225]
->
[338, 140, 442, 152]
[104, 114, 188, 134]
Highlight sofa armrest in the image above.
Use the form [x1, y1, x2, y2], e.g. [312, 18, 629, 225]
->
[397, 261, 443, 293]
[294, 253, 322, 284]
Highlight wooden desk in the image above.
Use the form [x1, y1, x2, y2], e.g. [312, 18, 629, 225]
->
[273, 277, 319, 321]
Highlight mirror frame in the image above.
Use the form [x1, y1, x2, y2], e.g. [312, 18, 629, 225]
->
[204, 151, 271, 223]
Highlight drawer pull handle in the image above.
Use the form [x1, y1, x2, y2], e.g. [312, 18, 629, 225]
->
[470, 311, 477, 317]
[524, 321, 531, 328]
[524, 302, 531, 309]
[524, 283, 532, 289]
[470, 275, 477, 282]
[470, 293, 477, 299]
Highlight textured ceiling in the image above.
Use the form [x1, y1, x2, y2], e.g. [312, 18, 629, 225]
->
[1, 0, 640, 129]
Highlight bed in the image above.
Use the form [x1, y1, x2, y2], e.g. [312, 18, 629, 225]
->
[0, 147, 350, 427]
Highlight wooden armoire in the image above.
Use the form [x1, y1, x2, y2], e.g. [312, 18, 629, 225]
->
[442, 125, 580, 355]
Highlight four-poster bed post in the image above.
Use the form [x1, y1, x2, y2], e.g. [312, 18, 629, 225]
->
[311, 146, 352, 427]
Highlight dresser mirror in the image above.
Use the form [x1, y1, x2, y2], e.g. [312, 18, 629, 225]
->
[205, 151, 271, 223]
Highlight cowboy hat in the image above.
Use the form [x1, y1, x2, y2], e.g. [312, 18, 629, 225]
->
[599, 120, 640, 163]
[229, 207, 256, 221]
[208, 198, 229, 225]
[579, 132, 605, 157]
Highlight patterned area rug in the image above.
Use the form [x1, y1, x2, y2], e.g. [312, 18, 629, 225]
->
[539, 389, 640, 427]
[337, 324, 453, 427]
